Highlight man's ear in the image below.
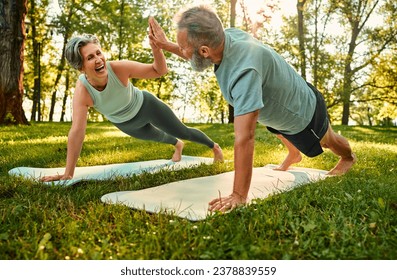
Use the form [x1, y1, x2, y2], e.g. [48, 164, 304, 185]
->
[198, 46, 210, 58]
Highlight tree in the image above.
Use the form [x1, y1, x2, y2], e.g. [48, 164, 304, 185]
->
[297, 0, 307, 79]
[48, 0, 75, 121]
[310, 0, 333, 89]
[18, 0, 395, 126]
[330, 0, 397, 124]
[228, 0, 237, 124]
[26, 0, 51, 122]
[291, 0, 342, 120]
[0, 0, 29, 125]
[275, 0, 396, 125]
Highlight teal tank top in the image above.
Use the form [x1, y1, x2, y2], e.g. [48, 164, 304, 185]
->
[79, 61, 144, 123]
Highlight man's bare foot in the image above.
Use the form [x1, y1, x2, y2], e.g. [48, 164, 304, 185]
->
[172, 140, 184, 162]
[213, 143, 224, 163]
[327, 153, 356, 176]
[274, 152, 302, 171]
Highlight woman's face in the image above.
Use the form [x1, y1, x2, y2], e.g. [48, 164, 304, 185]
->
[80, 43, 107, 79]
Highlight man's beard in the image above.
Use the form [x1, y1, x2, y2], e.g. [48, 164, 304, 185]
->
[190, 49, 213, 72]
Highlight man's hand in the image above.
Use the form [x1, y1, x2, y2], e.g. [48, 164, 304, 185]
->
[208, 192, 247, 212]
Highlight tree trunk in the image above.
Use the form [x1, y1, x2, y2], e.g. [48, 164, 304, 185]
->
[338, 0, 381, 125]
[49, 35, 68, 121]
[60, 70, 70, 122]
[118, 0, 125, 60]
[0, 0, 29, 125]
[341, 22, 359, 125]
[28, 0, 41, 121]
[227, 0, 237, 124]
[312, 0, 320, 88]
[52, 0, 75, 122]
[297, 0, 307, 79]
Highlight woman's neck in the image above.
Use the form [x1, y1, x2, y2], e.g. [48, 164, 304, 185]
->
[85, 75, 108, 91]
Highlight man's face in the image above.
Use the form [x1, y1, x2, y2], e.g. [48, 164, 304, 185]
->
[177, 29, 213, 72]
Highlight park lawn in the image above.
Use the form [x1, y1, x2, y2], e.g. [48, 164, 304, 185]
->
[0, 122, 396, 260]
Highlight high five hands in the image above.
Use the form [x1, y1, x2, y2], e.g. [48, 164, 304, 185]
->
[148, 17, 169, 49]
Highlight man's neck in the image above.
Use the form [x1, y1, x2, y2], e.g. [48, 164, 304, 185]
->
[211, 37, 225, 65]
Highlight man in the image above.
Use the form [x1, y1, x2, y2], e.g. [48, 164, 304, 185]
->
[148, 6, 356, 212]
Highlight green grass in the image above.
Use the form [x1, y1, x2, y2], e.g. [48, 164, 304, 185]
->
[0, 122, 396, 260]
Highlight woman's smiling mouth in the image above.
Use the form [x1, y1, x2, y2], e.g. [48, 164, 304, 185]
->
[95, 64, 105, 72]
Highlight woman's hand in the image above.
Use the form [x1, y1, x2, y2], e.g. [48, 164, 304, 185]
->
[40, 174, 72, 182]
[208, 192, 247, 212]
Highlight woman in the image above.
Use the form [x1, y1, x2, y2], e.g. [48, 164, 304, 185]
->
[41, 21, 223, 182]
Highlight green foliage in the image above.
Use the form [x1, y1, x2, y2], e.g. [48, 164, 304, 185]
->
[192, 74, 228, 123]
[3, 113, 16, 125]
[270, 0, 397, 125]
[0, 122, 396, 259]
[22, 0, 397, 124]
[363, 51, 397, 125]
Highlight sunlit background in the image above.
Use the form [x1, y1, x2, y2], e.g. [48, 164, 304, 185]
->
[22, 0, 396, 126]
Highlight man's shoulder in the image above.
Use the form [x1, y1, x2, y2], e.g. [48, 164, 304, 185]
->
[225, 28, 250, 39]
[225, 28, 269, 51]
[224, 30, 272, 64]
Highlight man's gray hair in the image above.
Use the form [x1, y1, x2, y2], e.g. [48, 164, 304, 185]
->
[65, 34, 100, 70]
[175, 5, 224, 49]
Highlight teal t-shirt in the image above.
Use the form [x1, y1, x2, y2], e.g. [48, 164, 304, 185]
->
[215, 28, 316, 135]
[79, 61, 144, 123]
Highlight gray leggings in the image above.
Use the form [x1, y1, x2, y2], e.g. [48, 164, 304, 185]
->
[113, 91, 215, 148]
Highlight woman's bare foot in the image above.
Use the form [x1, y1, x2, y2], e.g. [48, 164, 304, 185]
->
[172, 140, 184, 162]
[274, 152, 302, 171]
[327, 153, 356, 175]
[212, 143, 224, 163]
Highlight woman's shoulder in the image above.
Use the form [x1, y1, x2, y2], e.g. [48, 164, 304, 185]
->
[107, 60, 133, 87]
[74, 80, 94, 106]
[108, 60, 135, 69]
[74, 79, 89, 95]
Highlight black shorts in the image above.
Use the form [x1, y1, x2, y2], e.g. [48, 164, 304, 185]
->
[267, 82, 329, 157]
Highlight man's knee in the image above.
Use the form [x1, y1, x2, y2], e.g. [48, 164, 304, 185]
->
[320, 127, 345, 150]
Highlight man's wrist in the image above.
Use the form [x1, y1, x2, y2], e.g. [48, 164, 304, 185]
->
[232, 191, 247, 201]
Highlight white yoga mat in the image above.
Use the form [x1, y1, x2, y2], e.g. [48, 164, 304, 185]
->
[8, 156, 215, 186]
[101, 165, 328, 221]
